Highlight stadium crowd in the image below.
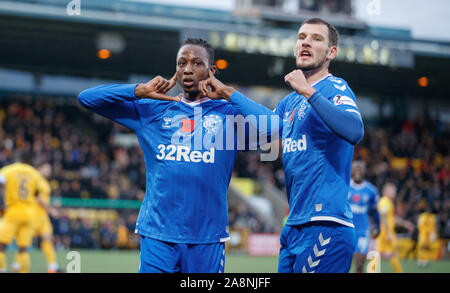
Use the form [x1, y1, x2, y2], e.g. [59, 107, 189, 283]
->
[0, 92, 449, 249]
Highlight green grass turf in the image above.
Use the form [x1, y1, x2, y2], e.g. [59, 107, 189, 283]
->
[4, 249, 450, 273]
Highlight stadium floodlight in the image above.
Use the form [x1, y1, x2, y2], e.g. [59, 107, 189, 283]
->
[216, 59, 229, 70]
[418, 77, 429, 88]
[97, 49, 111, 60]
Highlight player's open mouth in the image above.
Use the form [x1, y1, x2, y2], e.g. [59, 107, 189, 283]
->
[183, 78, 195, 88]
[300, 50, 312, 59]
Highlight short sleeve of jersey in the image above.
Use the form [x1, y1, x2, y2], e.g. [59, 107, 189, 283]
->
[325, 77, 361, 118]
[378, 198, 390, 215]
[0, 166, 10, 183]
[0, 168, 6, 184]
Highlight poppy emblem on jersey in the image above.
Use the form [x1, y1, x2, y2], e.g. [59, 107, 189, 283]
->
[353, 193, 360, 203]
[203, 115, 221, 134]
[180, 119, 195, 133]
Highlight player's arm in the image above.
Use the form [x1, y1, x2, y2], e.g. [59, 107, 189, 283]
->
[369, 205, 380, 238]
[369, 190, 381, 238]
[78, 75, 178, 131]
[35, 176, 51, 211]
[36, 194, 49, 211]
[378, 204, 392, 242]
[0, 174, 5, 215]
[199, 70, 283, 138]
[395, 216, 415, 233]
[285, 70, 364, 145]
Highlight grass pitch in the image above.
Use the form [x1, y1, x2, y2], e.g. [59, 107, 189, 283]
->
[5, 249, 450, 273]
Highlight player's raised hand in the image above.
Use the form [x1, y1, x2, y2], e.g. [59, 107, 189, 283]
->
[135, 73, 179, 102]
[284, 70, 316, 98]
[199, 70, 236, 101]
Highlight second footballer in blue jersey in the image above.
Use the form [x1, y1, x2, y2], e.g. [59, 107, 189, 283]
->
[199, 18, 364, 273]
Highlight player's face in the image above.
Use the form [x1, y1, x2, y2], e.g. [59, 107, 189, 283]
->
[351, 164, 364, 183]
[295, 23, 337, 71]
[383, 184, 397, 199]
[39, 163, 52, 178]
[176, 45, 211, 97]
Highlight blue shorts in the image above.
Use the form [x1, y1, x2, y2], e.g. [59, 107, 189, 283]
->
[354, 230, 370, 255]
[138, 236, 226, 273]
[278, 221, 356, 273]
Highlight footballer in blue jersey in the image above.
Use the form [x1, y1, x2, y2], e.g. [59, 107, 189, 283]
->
[348, 161, 380, 273]
[199, 18, 364, 273]
[78, 38, 250, 273]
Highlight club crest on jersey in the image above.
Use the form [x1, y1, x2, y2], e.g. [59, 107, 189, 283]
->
[203, 114, 221, 134]
[297, 100, 310, 121]
[162, 116, 173, 128]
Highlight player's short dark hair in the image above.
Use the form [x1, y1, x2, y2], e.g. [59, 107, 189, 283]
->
[181, 38, 215, 66]
[302, 18, 339, 47]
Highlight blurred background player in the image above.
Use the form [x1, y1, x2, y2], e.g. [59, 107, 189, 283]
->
[377, 182, 414, 273]
[11, 162, 60, 273]
[0, 152, 46, 273]
[417, 204, 438, 267]
[348, 160, 380, 273]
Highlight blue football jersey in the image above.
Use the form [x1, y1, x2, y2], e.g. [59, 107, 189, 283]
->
[348, 179, 379, 233]
[275, 74, 362, 227]
[79, 84, 243, 244]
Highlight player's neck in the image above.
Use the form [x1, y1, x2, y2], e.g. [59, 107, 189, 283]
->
[183, 90, 204, 101]
[353, 179, 364, 185]
[303, 67, 330, 85]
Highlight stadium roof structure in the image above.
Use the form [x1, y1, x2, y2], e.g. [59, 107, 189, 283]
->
[0, 0, 449, 101]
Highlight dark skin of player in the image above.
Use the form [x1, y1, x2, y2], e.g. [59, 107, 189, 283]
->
[134, 44, 216, 101]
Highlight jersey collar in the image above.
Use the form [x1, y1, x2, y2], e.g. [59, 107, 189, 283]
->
[178, 94, 211, 107]
[309, 73, 332, 87]
[350, 179, 367, 189]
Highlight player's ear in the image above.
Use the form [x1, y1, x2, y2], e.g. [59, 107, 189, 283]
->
[328, 46, 338, 60]
[209, 65, 217, 76]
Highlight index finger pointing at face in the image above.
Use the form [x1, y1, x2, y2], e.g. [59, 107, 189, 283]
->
[170, 72, 177, 82]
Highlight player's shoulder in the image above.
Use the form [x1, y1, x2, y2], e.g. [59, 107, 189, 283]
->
[379, 196, 393, 208]
[364, 181, 379, 193]
[278, 91, 301, 107]
[321, 75, 356, 98]
[3, 163, 38, 177]
[135, 97, 174, 107]
[274, 91, 302, 114]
